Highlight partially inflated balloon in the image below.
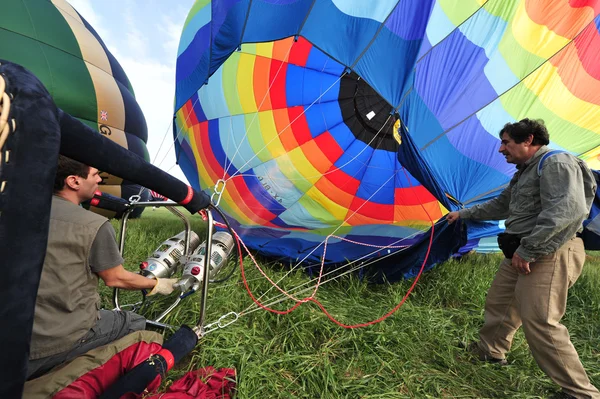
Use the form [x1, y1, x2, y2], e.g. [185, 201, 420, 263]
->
[174, 0, 600, 276]
[0, 0, 150, 215]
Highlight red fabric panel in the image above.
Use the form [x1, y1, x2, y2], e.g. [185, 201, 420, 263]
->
[145, 367, 236, 399]
[53, 342, 163, 399]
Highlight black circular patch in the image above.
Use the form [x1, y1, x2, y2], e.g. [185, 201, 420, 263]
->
[339, 71, 399, 152]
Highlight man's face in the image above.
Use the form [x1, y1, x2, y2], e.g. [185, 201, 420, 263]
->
[77, 167, 102, 201]
[498, 132, 532, 165]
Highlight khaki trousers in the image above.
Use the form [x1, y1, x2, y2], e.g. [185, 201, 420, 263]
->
[478, 237, 599, 399]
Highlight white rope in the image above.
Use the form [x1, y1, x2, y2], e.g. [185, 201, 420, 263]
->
[240, 220, 441, 316]
[155, 95, 202, 170]
[221, 41, 297, 179]
[237, 163, 431, 310]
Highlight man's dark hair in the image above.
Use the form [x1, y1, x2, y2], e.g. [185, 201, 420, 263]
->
[499, 118, 550, 146]
[54, 155, 90, 193]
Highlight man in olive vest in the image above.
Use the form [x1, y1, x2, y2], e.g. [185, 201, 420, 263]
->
[27, 155, 178, 380]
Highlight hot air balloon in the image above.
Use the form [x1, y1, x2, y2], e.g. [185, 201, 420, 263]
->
[0, 0, 150, 216]
[173, 0, 600, 280]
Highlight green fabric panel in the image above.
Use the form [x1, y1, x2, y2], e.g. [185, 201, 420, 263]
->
[0, 0, 97, 124]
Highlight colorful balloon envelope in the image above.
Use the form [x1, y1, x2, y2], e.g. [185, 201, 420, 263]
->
[174, 0, 600, 277]
[0, 0, 150, 216]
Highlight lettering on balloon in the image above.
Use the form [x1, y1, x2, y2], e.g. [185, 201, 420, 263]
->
[99, 125, 112, 136]
[257, 176, 283, 204]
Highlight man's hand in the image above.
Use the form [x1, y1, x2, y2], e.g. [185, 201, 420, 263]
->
[446, 211, 460, 224]
[511, 252, 531, 275]
[148, 278, 178, 296]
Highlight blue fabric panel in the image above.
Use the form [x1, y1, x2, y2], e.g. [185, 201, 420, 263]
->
[354, 28, 421, 108]
[301, 0, 383, 67]
[330, 0, 399, 23]
[242, 0, 314, 42]
[305, 46, 346, 76]
[328, 122, 357, 152]
[227, 115, 262, 173]
[304, 101, 344, 139]
[176, 138, 200, 190]
[210, 0, 247, 45]
[415, 29, 497, 131]
[446, 114, 515, 178]
[399, 90, 510, 205]
[176, 23, 212, 110]
[209, 0, 250, 76]
[334, 140, 372, 179]
[353, 0, 432, 106]
[284, 64, 341, 107]
[178, 5, 212, 57]
[385, 0, 434, 40]
[355, 151, 396, 203]
[400, 89, 444, 147]
[420, 136, 510, 205]
[253, 161, 304, 209]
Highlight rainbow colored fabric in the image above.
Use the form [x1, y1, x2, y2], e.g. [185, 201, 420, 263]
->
[174, 0, 600, 272]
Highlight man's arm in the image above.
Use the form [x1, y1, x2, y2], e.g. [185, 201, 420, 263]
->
[97, 265, 157, 290]
[447, 185, 512, 224]
[90, 222, 176, 295]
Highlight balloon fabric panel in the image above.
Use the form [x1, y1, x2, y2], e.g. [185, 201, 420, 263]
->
[175, 0, 600, 274]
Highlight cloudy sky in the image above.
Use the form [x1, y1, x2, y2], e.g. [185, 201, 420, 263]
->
[68, 0, 196, 182]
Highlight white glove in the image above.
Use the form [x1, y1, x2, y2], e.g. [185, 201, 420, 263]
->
[147, 278, 178, 296]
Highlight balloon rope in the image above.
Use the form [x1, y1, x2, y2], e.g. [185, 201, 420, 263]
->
[235, 169, 400, 307]
[154, 94, 202, 171]
[221, 40, 297, 179]
[224, 113, 395, 184]
[226, 73, 345, 180]
[226, 165, 438, 328]
[0, 72, 15, 160]
[236, 224, 435, 315]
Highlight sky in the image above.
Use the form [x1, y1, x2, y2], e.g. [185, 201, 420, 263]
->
[67, 0, 197, 183]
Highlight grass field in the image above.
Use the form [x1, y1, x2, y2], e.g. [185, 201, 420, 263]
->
[104, 207, 600, 398]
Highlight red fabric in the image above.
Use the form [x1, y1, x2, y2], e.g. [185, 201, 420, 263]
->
[156, 348, 175, 371]
[53, 341, 163, 399]
[144, 367, 236, 399]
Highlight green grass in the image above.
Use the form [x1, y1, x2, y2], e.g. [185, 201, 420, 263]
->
[104, 208, 600, 398]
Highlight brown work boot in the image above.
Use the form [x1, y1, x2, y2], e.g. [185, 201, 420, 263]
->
[460, 341, 508, 366]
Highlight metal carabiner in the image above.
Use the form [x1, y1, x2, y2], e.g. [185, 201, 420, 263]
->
[210, 179, 227, 207]
[198, 312, 239, 336]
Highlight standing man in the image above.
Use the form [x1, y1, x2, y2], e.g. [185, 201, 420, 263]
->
[447, 119, 599, 399]
[27, 155, 177, 380]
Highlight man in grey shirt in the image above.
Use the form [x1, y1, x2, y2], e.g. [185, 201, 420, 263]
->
[447, 119, 598, 399]
[27, 156, 178, 380]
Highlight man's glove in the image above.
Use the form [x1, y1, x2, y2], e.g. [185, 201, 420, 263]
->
[147, 278, 178, 296]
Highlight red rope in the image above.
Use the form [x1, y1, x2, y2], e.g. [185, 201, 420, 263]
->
[228, 166, 440, 328]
